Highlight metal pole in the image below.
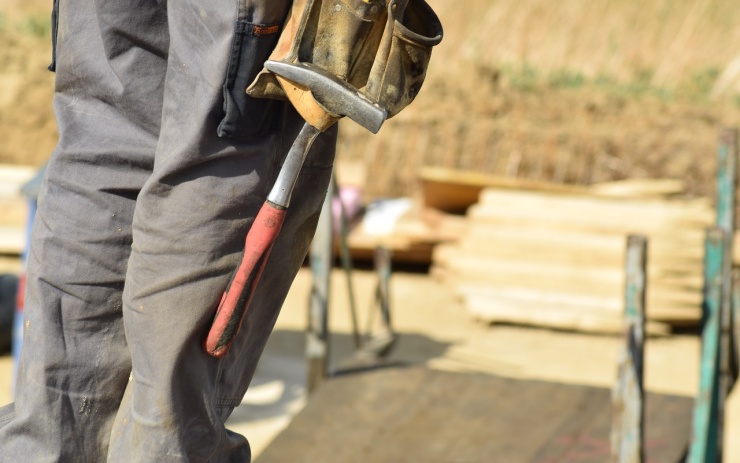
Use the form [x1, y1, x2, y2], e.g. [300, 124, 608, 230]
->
[306, 176, 334, 394]
[688, 228, 725, 463]
[611, 235, 647, 463]
[333, 177, 361, 349]
[374, 247, 393, 335]
[715, 128, 737, 461]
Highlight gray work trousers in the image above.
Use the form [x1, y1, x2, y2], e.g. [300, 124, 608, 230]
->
[0, 0, 336, 461]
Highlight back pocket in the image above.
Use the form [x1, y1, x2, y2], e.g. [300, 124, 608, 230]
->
[217, 21, 283, 139]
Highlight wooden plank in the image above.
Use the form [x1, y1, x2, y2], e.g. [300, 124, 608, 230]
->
[257, 367, 692, 463]
[478, 188, 712, 216]
[436, 251, 704, 293]
[419, 166, 592, 212]
[439, 253, 701, 296]
[589, 178, 686, 198]
[457, 225, 706, 261]
[419, 166, 688, 213]
[342, 234, 434, 264]
[450, 238, 702, 270]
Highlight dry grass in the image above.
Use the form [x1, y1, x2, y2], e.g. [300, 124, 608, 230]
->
[336, 0, 740, 199]
[428, 0, 740, 96]
[5, 0, 740, 200]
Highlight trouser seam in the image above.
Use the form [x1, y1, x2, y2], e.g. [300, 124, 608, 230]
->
[215, 397, 242, 408]
[205, 357, 228, 463]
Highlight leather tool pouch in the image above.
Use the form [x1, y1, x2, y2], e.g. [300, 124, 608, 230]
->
[365, 0, 443, 118]
[247, 0, 442, 120]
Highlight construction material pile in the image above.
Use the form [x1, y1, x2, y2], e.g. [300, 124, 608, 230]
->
[431, 172, 720, 335]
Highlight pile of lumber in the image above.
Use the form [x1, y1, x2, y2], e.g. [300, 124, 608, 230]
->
[432, 178, 718, 335]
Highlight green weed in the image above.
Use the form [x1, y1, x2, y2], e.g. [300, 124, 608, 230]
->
[547, 69, 586, 89]
[676, 67, 721, 101]
[505, 63, 540, 92]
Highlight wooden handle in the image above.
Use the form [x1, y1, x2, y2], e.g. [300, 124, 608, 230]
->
[204, 202, 286, 357]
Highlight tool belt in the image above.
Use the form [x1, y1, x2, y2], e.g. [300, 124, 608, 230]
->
[248, 0, 443, 120]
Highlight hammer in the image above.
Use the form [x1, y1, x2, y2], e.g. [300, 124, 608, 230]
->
[204, 61, 387, 358]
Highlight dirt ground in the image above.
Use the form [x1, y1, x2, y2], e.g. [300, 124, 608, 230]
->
[1, 267, 738, 460]
[4, 0, 740, 201]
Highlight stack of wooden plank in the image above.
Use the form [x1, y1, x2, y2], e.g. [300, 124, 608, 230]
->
[433, 179, 717, 335]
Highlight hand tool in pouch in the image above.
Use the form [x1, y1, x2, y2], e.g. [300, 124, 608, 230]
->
[204, 0, 443, 357]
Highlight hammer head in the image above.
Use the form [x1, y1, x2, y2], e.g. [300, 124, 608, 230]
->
[264, 61, 388, 134]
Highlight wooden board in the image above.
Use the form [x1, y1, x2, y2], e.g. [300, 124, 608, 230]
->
[432, 181, 717, 331]
[419, 166, 689, 213]
[420, 166, 592, 213]
[256, 367, 692, 463]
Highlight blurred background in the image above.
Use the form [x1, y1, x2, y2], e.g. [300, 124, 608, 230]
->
[5, 0, 740, 189]
[3, 0, 740, 461]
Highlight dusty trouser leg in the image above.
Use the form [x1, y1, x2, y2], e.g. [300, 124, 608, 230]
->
[106, 0, 336, 462]
[0, 0, 168, 461]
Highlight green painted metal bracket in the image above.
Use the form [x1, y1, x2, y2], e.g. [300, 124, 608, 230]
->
[688, 228, 725, 463]
[611, 235, 647, 463]
[717, 128, 737, 462]
[716, 128, 739, 394]
[688, 128, 739, 461]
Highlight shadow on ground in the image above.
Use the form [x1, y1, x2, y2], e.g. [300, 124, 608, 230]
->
[226, 328, 453, 426]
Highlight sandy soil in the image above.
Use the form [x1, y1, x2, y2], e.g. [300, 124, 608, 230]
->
[1, 267, 738, 460]
[4, 0, 740, 202]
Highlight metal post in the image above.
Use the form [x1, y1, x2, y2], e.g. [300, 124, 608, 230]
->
[306, 176, 334, 394]
[611, 235, 647, 463]
[333, 177, 361, 349]
[374, 247, 393, 338]
[716, 128, 737, 462]
[688, 228, 725, 463]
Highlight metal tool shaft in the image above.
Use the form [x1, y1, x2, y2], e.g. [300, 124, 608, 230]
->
[268, 123, 321, 208]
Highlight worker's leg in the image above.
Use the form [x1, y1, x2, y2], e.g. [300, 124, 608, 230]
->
[105, 1, 336, 462]
[0, 0, 168, 461]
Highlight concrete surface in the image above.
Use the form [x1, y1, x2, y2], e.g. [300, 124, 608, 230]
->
[1, 267, 738, 460]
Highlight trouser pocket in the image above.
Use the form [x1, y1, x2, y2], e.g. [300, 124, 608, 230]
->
[217, 21, 284, 138]
[48, 0, 60, 72]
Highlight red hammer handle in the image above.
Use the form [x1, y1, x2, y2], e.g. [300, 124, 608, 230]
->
[204, 201, 286, 357]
